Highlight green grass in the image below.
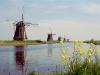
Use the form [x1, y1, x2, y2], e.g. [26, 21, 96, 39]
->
[0, 40, 59, 46]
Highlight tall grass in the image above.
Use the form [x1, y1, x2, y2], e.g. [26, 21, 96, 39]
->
[60, 40, 100, 75]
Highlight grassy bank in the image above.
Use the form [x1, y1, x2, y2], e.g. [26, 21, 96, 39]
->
[0, 40, 59, 46]
[84, 40, 100, 45]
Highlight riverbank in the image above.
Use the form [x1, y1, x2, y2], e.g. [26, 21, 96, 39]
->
[0, 40, 59, 46]
[84, 40, 100, 45]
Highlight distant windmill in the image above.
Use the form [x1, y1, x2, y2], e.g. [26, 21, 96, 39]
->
[7, 6, 38, 41]
[58, 34, 62, 42]
[63, 36, 66, 42]
[47, 28, 56, 41]
[58, 35, 66, 42]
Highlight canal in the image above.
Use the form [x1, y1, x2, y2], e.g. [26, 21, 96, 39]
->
[0, 43, 99, 75]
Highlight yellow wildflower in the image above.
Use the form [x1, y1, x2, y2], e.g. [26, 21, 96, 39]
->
[61, 55, 66, 60]
[80, 46, 84, 49]
[83, 50, 87, 54]
[87, 58, 91, 63]
[79, 51, 83, 55]
[88, 53, 92, 56]
[60, 40, 63, 45]
[78, 48, 82, 52]
[68, 56, 71, 58]
[68, 65, 70, 67]
[90, 43, 94, 47]
[95, 48, 99, 53]
[88, 48, 93, 53]
[73, 40, 78, 44]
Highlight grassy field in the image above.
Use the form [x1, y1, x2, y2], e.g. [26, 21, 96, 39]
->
[0, 40, 59, 46]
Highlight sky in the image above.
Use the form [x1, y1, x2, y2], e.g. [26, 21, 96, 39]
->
[0, 0, 100, 41]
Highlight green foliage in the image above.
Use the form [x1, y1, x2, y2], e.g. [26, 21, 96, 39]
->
[28, 71, 38, 75]
[53, 40, 100, 75]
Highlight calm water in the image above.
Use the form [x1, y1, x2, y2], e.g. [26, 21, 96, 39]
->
[0, 43, 100, 75]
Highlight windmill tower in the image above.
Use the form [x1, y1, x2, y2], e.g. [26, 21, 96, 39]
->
[13, 9, 25, 41]
[63, 36, 66, 42]
[58, 34, 62, 42]
[47, 28, 56, 41]
[7, 6, 38, 41]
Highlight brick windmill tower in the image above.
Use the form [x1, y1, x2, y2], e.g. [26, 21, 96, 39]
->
[47, 28, 56, 41]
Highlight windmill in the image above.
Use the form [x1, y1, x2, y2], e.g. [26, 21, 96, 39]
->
[58, 35, 66, 42]
[58, 34, 62, 42]
[63, 35, 66, 42]
[7, 6, 38, 41]
[47, 28, 56, 41]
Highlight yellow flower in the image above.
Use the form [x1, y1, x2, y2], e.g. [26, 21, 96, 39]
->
[79, 51, 83, 55]
[78, 48, 82, 52]
[95, 48, 99, 53]
[73, 40, 78, 44]
[88, 53, 92, 56]
[87, 58, 91, 63]
[60, 40, 63, 45]
[68, 65, 70, 67]
[88, 48, 93, 53]
[61, 55, 66, 60]
[83, 50, 87, 54]
[68, 56, 71, 58]
[90, 43, 94, 47]
[80, 46, 84, 49]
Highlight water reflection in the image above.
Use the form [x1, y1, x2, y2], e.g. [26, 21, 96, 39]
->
[48, 44, 52, 57]
[14, 46, 25, 74]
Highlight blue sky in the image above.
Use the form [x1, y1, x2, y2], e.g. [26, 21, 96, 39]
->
[0, 0, 100, 41]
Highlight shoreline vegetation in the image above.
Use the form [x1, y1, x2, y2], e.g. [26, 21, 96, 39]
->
[84, 40, 100, 45]
[0, 40, 60, 46]
[0, 39, 100, 46]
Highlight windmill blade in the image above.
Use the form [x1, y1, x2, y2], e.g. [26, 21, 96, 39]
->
[24, 22, 38, 26]
[50, 27, 52, 34]
[6, 20, 17, 23]
[6, 20, 14, 23]
[13, 24, 15, 32]
[24, 22, 38, 29]
[6, 20, 18, 25]
[24, 29, 28, 40]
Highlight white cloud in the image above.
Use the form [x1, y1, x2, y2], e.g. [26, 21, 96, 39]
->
[78, 3, 100, 13]
[42, 4, 68, 14]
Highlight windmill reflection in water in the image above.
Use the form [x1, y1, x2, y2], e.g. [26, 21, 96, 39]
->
[14, 46, 25, 74]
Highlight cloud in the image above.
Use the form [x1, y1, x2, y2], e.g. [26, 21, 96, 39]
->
[41, 4, 68, 14]
[78, 3, 100, 13]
